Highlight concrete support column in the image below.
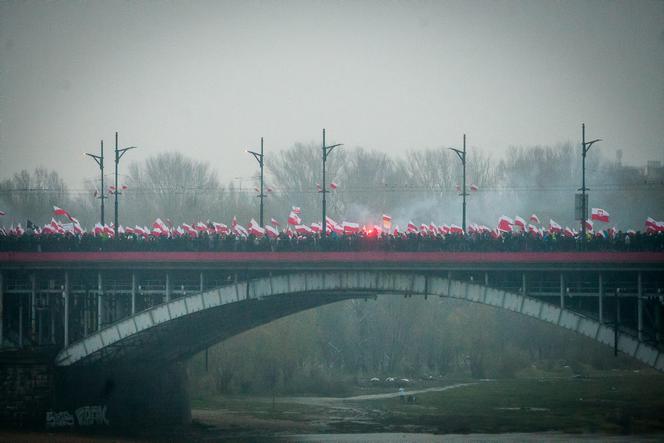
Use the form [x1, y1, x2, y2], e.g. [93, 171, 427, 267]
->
[97, 273, 104, 330]
[199, 272, 204, 293]
[598, 273, 604, 324]
[656, 300, 661, 343]
[18, 303, 23, 348]
[560, 273, 565, 310]
[131, 272, 137, 315]
[0, 271, 4, 348]
[521, 273, 527, 296]
[638, 272, 643, 342]
[484, 272, 489, 287]
[30, 273, 37, 339]
[63, 272, 69, 347]
[50, 294, 55, 344]
[166, 273, 172, 302]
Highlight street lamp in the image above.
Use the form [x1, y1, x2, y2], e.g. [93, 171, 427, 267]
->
[322, 128, 342, 238]
[114, 131, 137, 237]
[246, 137, 265, 227]
[449, 134, 467, 233]
[84, 140, 106, 225]
[579, 123, 601, 238]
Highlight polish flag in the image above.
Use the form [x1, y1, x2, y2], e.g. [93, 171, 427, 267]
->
[124, 226, 135, 235]
[645, 217, 661, 233]
[330, 182, 338, 190]
[393, 225, 400, 236]
[270, 218, 280, 227]
[310, 223, 322, 233]
[152, 218, 169, 232]
[288, 211, 301, 226]
[406, 221, 418, 233]
[265, 225, 279, 239]
[53, 206, 73, 220]
[231, 216, 238, 228]
[212, 222, 229, 235]
[549, 219, 562, 234]
[449, 224, 464, 235]
[529, 214, 540, 224]
[103, 224, 114, 236]
[342, 221, 360, 234]
[470, 184, 479, 192]
[233, 223, 248, 237]
[292, 207, 301, 214]
[595, 230, 606, 239]
[316, 183, 322, 193]
[490, 228, 501, 239]
[584, 219, 594, 233]
[608, 226, 618, 238]
[497, 216, 514, 233]
[429, 222, 438, 234]
[94, 223, 104, 235]
[563, 227, 575, 238]
[248, 219, 265, 237]
[439, 225, 450, 235]
[514, 216, 526, 231]
[591, 208, 610, 223]
[295, 224, 312, 235]
[182, 223, 197, 237]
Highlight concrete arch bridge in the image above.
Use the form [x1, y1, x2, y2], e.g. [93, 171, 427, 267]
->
[1, 251, 663, 427]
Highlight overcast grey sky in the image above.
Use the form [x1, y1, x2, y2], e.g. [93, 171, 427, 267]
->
[1, 0, 662, 188]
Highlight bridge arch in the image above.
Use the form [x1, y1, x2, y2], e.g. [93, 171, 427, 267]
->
[55, 271, 664, 372]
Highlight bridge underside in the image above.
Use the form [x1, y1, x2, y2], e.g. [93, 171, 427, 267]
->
[50, 271, 664, 372]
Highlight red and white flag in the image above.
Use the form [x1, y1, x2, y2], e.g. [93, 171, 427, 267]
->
[563, 227, 575, 238]
[53, 206, 75, 221]
[329, 182, 338, 190]
[288, 211, 301, 226]
[270, 218, 280, 227]
[449, 224, 464, 235]
[591, 208, 610, 223]
[529, 214, 540, 224]
[584, 219, 594, 233]
[295, 224, 312, 235]
[342, 221, 360, 234]
[265, 225, 279, 239]
[310, 222, 322, 233]
[549, 219, 562, 233]
[248, 219, 265, 237]
[497, 216, 514, 233]
[406, 221, 418, 233]
[514, 216, 526, 231]
[292, 206, 301, 214]
[470, 184, 479, 192]
[233, 223, 248, 237]
[212, 222, 229, 235]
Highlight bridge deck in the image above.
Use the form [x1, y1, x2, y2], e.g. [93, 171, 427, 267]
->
[1, 251, 663, 270]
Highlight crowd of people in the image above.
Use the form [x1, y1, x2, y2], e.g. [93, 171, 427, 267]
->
[0, 228, 662, 253]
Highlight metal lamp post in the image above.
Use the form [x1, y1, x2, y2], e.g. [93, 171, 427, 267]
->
[114, 131, 137, 237]
[449, 134, 468, 232]
[579, 123, 601, 238]
[84, 140, 106, 225]
[322, 128, 342, 238]
[247, 137, 265, 227]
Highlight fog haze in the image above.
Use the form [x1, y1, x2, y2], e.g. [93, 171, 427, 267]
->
[1, 0, 662, 188]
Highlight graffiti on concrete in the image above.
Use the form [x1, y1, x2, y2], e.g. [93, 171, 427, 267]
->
[46, 410, 74, 428]
[46, 405, 108, 427]
[75, 405, 109, 426]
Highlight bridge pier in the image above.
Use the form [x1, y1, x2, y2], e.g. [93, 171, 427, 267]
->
[54, 362, 191, 429]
